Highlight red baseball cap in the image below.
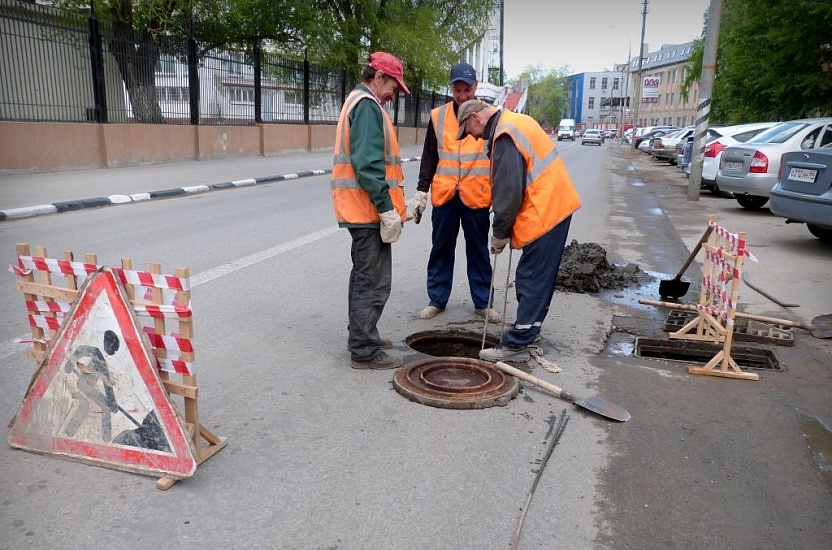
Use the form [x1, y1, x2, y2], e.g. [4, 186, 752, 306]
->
[368, 52, 411, 95]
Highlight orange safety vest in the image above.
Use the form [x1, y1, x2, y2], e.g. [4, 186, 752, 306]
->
[429, 103, 491, 208]
[331, 88, 407, 225]
[493, 110, 581, 248]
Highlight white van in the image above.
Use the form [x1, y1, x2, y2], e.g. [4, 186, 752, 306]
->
[557, 119, 576, 141]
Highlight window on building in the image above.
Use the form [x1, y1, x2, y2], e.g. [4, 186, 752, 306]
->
[229, 87, 254, 103]
[589, 77, 596, 90]
[227, 53, 246, 76]
[155, 54, 175, 75]
[588, 97, 595, 109]
[601, 77, 608, 91]
[612, 77, 620, 91]
[669, 93, 674, 106]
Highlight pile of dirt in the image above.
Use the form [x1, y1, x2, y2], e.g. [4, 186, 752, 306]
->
[557, 240, 643, 293]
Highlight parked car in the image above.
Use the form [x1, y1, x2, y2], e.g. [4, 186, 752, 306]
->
[695, 122, 780, 194]
[680, 122, 780, 192]
[637, 128, 677, 152]
[581, 128, 604, 146]
[769, 144, 832, 243]
[651, 127, 695, 164]
[716, 118, 832, 209]
[634, 127, 678, 149]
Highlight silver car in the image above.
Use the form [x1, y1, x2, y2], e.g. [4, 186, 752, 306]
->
[716, 118, 832, 209]
[769, 144, 832, 243]
[581, 128, 604, 146]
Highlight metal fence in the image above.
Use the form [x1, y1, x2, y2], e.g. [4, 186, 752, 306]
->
[0, 0, 450, 127]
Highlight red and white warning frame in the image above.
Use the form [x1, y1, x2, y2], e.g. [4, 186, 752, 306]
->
[10, 243, 227, 489]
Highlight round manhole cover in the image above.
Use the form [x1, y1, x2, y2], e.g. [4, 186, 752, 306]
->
[404, 330, 499, 359]
[393, 357, 519, 409]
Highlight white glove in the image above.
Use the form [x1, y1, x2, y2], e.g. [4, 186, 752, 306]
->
[409, 191, 428, 224]
[379, 210, 402, 243]
[490, 235, 510, 254]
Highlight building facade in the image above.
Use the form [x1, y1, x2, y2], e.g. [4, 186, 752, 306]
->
[565, 41, 701, 130]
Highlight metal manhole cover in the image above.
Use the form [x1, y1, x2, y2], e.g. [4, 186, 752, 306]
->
[393, 357, 519, 409]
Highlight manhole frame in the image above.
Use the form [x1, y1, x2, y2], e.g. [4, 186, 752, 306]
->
[633, 336, 783, 371]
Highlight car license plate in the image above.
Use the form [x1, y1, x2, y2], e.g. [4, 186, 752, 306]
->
[724, 161, 743, 171]
[788, 167, 817, 183]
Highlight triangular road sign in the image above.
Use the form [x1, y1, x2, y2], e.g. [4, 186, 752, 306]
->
[8, 269, 197, 478]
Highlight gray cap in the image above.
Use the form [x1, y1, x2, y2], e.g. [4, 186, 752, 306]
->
[456, 99, 487, 140]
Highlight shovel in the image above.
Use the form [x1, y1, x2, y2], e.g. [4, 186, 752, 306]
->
[492, 361, 631, 422]
[658, 225, 713, 299]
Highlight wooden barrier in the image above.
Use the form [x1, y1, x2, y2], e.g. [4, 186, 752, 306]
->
[665, 216, 759, 381]
[11, 243, 227, 489]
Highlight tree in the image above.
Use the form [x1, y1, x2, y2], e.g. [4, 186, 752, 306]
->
[682, 0, 832, 122]
[511, 65, 569, 129]
[301, 0, 494, 91]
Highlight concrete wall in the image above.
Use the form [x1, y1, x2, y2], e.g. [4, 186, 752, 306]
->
[0, 122, 425, 174]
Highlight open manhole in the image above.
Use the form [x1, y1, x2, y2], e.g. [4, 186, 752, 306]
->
[634, 337, 783, 371]
[394, 330, 518, 409]
[404, 329, 499, 358]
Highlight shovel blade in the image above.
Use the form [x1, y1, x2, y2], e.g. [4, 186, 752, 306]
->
[658, 278, 690, 299]
[574, 395, 631, 422]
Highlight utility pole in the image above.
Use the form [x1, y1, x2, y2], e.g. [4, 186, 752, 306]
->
[688, 0, 722, 201]
[631, 0, 648, 150]
[499, 0, 505, 86]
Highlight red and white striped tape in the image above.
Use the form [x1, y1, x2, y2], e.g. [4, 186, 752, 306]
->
[707, 220, 758, 262]
[13, 256, 190, 291]
[143, 326, 194, 353]
[25, 299, 191, 319]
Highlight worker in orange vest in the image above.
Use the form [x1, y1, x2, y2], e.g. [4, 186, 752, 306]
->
[411, 63, 500, 323]
[331, 52, 409, 370]
[455, 99, 581, 363]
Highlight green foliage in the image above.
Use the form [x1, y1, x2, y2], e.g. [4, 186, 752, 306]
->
[511, 65, 569, 128]
[712, 0, 832, 120]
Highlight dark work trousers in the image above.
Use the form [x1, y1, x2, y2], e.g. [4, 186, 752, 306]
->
[426, 193, 492, 310]
[347, 228, 392, 361]
[501, 215, 572, 348]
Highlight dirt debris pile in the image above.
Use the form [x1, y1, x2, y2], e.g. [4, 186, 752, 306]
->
[557, 240, 643, 293]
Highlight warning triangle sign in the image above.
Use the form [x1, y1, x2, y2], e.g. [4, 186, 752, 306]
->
[8, 269, 197, 479]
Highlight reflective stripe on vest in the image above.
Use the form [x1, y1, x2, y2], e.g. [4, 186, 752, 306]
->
[430, 103, 491, 208]
[494, 110, 581, 248]
[331, 89, 407, 225]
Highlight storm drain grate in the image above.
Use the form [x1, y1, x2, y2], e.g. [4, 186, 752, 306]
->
[634, 337, 783, 371]
[663, 309, 794, 347]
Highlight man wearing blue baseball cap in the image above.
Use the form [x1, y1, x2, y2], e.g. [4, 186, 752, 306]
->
[411, 62, 500, 323]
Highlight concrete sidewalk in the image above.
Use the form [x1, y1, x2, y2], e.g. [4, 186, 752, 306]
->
[0, 145, 424, 221]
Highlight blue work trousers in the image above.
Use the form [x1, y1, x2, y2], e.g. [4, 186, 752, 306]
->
[501, 216, 572, 348]
[426, 193, 492, 310]
[347, 228, 392, 361]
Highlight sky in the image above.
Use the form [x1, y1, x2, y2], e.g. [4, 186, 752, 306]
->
[501, 0, 711, 78]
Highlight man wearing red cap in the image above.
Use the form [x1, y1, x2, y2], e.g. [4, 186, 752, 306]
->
[412, 62, 499, 323]
[331, 52, 410, 370]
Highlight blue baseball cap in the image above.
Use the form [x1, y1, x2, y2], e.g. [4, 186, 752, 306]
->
[449, 62, 477, 85]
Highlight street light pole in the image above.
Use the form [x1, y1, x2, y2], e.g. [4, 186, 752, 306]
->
[631, 0, 649, 150]
[610, 25, 631, 139]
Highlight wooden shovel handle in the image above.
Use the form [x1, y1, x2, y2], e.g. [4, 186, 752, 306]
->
[673, 225, 714, 280]
[638, 298, 813, 330]
[492, 361, 575, 402]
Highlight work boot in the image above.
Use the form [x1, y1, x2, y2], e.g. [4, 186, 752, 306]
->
[479, 345, 531, 363]
[419, 305, 443, 319]
[351, 351, 403, 370]
[475, 308, 502, 323]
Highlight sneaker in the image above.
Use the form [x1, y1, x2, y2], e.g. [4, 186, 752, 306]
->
[479, 345, 530, 363]
[419, 305, 443, 319]
[475, 308, 502, 323]
[351, 351, 403, 370]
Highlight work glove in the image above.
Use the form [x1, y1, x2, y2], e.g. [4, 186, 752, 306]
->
[408, 191, 428, 224]
[490, 235, 510, 255]
[379, 209, 402, 243]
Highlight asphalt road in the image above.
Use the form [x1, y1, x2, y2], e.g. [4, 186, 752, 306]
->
[0, 140, 829, 549]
